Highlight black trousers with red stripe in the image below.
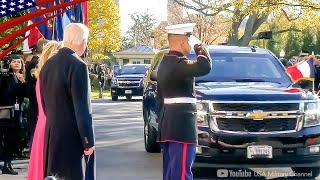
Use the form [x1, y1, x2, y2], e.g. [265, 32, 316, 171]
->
[161, 142, 196, 180]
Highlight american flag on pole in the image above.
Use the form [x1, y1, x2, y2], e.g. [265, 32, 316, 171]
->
[0, 0, 37, 18]
[0, 0, 88, 58]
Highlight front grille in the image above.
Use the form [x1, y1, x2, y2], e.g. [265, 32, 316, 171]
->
[118, 82, 140, 87]
[216, 118, 297, 132]
[214, 103, 299, 111]
[117, 79, 141, 87]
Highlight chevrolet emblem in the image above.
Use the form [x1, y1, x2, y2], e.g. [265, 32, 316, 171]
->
[245, 110, 268, 120]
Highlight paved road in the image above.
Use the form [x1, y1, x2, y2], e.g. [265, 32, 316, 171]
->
[94, 98, 161, 180]
[2, 98, 320, 180]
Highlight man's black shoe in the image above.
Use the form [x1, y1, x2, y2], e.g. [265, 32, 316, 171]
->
[2, 164, 18, 175]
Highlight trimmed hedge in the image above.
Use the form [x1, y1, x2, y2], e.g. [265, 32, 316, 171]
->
[89, 73, 111, 90]
[89, 74, 100, 90]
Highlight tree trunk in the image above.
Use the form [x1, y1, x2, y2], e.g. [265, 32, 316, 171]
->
[227, 9, 242, 46]
[228, 13, 269, 46]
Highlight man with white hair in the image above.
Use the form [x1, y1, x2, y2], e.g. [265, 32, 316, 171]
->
[39, 23, 95, 179]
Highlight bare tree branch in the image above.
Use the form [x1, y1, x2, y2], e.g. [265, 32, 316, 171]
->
[238, 13, 258, 45]
[173, 0, 319, 46]
[228, 8, 243, 45]
[173, 0, 214, 15]
[239, 14, 269, 44]
[252, 14, 269, 33]
[273, 28, 302, 35]
[173, 0, 233, 16]
[261, 3, 320, 10]
[250, 27, 302, 40]
[281, 9, 302, 21]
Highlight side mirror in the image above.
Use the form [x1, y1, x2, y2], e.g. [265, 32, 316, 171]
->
[291, 79, 314, 91]
[150, 70, 157, 81]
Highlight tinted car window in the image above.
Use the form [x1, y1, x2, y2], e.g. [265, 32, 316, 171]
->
[120, 65, 149, 74]
[195, 53, 292, 86]
[113, 65, 120, 76]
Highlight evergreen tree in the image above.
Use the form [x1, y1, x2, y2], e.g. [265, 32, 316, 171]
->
[266, 24, 277, 54]
[285, 31, 301, 59]
[266, 40, 276, 55]
[301, 28, 315, 54]
[315, 30, 320, 55]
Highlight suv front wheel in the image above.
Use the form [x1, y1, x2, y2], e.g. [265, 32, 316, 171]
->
[111, 95, 118, 101]
[126, 95, 132, 100]
[144, 110, 160, 153]
[291, 167, 320, 178]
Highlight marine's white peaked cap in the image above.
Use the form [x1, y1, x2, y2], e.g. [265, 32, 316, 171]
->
[165, 23, 196, 35]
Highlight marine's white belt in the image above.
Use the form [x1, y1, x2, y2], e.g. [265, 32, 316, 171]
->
[164, 97, 197, 104]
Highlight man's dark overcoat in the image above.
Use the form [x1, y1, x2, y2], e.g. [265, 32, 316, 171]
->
[40, 47, 95, 180]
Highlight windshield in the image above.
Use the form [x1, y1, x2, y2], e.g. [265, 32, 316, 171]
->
[194, 53, 292, 86]
[119, 65, 149, 74]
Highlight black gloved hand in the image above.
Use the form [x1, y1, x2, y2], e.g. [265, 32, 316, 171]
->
[194, 44, 209, 57]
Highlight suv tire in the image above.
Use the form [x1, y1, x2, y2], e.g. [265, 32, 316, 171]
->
[144, 111, 160, 153]
[291, 167, 320, 178]
[111, 96, 118, 101]
[126, 95, 132, 100]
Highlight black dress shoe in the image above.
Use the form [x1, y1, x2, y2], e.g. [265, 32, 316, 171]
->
[2, 164, 18, 175]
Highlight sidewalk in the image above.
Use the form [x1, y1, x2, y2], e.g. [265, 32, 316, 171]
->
[0, 159, 28, 180]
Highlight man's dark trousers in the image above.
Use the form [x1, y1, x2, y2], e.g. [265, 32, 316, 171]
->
[161, 142, 196, 180]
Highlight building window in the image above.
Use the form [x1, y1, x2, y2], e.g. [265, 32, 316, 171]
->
[123, 59, 129, 65]
[144, 59, 151, 64]
[132, 61, 141, 64]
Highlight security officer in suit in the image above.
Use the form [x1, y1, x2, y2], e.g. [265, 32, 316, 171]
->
[24, 39, 45, 147]
[313, 55, 320, 91]
[156, 23, 212, 180]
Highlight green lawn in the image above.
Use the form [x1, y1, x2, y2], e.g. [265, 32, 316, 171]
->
[91, 88, 111, 99]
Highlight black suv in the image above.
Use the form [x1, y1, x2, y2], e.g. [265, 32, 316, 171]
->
[142, 46, 320, 177]
[111, 64, 149, 101]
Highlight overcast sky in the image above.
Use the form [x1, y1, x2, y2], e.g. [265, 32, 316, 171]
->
[119, 0, 168, 34]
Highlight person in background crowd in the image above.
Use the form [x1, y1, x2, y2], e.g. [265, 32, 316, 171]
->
[27, 41, 63, 180]
[94, 64, 98, 74]
[280, 57, 293, 68]
[90, 64, 94, 74]
[39, 23, 95, 180]
[25, 38, 46, 148]
[22, 50, 33, 63]
[98, 64, 106, 96]
[299, 52, 310, 63]
[0, 54, 26, 175]
[313, 55, 320, 91]
[105, 66, 111, 87]
[289, 57, 298, 65]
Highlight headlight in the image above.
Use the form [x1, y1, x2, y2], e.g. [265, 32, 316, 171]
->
[304, 102, 320, 127]
[111, 78, 118, 85]
[196, 102, 209, 127]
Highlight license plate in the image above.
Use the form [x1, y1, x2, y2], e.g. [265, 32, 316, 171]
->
[247, 145, 272, 159]
[125, 90, 132, 94]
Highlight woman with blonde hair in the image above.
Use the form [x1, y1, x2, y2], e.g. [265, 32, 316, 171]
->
[32, 41, 63, 79]
[27, 41, 63, 180]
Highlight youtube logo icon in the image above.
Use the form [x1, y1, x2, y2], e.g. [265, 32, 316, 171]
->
[217, 169, 228, 178]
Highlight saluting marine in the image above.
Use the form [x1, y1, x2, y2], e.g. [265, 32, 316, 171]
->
[156, 23, 212, 180]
